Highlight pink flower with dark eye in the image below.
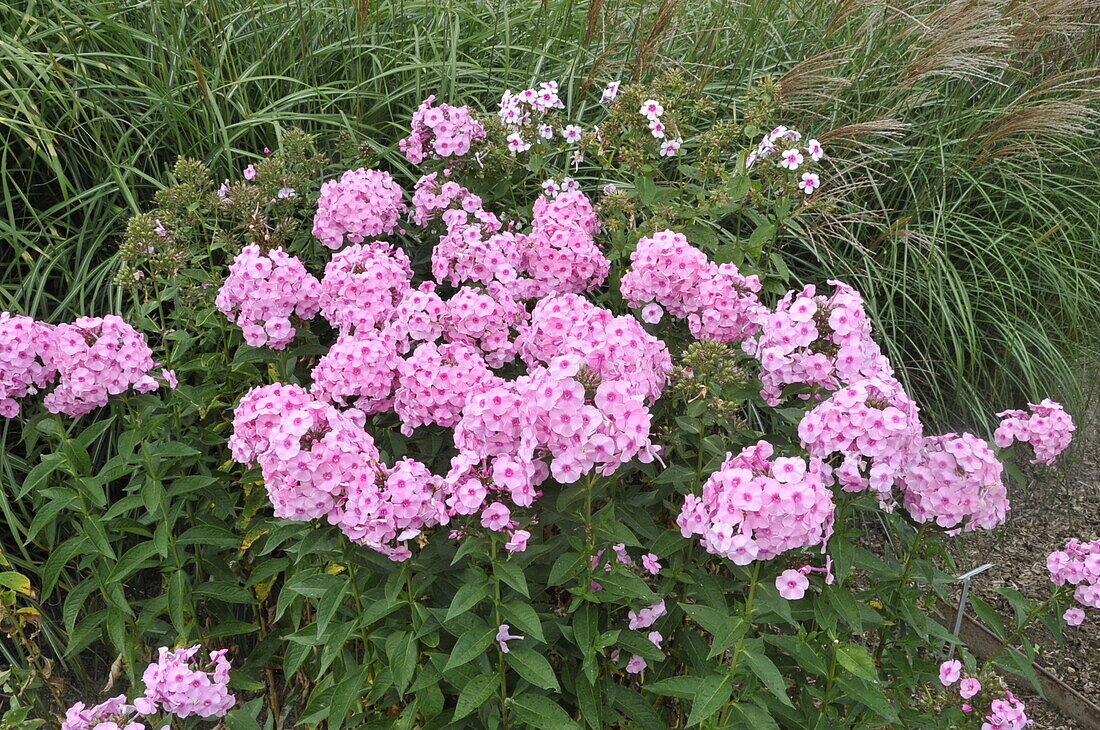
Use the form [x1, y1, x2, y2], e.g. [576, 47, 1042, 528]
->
[601, 81, 621, 103]
[506, 133, 531, 153]
[939, 659, 962, 686]
[639, 100, 663, 120]
[562, 125, 583, 144]
[776, 569, 809, 600]
[496, 624, 523, 653]
[243, 164, 256, 180]
[959, 677, 982, 699]
[625, 654, 647, 674]
[538, 124, 554, 140]
[1063, 607, 1085, 626]
[153, 219, 166, 237]
[641, 553, 661, 575]
[798, 172, 820, 194]
[480, 502, 511, 531]
[648, 119, 666, 139]
[659, 139, 681, 157]
[779, 148, 803, 170]
[641, 303, 664, 324]
[647, 631, 663, 648]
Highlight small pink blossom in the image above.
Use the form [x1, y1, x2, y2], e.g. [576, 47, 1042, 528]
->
[243, 164, 256, 180]
[496, 624, 523, 653]
[776, 569, 809, 600]
[959, 677, 982, 699]
[798, 172, 820, 194]
[779, 148, 804, 170]
[1064, 607, 1085, 626]
[505, 529, 531, 552]
[480, 502, 511, 531]
[641, 553, 661, 575]
[625, 654, 647, 674]
[601, 81, 621, 103]
[939, 659, 962, 686]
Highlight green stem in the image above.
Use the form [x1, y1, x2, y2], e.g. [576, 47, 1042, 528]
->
[715, 561, 761, 727]
[873, 521, 931, 662]
[491, 538, 510, 728]
[986, 588, 1069, 665]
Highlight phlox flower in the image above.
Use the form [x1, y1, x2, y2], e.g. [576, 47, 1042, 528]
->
[216, 245, 321, 350]
[142, 645, 235, 719]
[959, 677, 982, 699]
[798, 172, 820, 194]
[776, 569, 809, 600]
[0, 313, 56, 417]
[505, 529, 531, 552]
[243, 164, 256, 180]
[481, 502, 511, 531]
[806, 139, 824, 161]
[641, 553, 661, 575]
[1064, 607, 1085, 626]
[400, 96, 485, 163]
[562, 125, 583, 143]
[639, 100, 664, 119]
[779, 148, 804, 170]
[939, 660, 962, 686]
[601, 81, 620, 103]
[507, 132, 531, 153]
[900, 432, 1007, 532]
[648, 119, 666, 139]
[538, 124, 554, 140]
[312, 168, 406, 249]
[994, 399, 1074, 465]
[318, 242, 412, 334]
[625, 655, 647, 674]
[496, 624, 523, 653]
[659, 138, 681, 157]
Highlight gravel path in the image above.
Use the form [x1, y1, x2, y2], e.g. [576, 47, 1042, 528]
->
[955, 395, 1100, 729]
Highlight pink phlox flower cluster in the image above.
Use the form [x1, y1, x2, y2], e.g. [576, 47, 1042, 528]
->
[215, 245, 321, 349]
[336, 456, 448, 561]
[43, 316, 160, 417]
[994, 399, 1075, 465]
[521, 190, 609, 296]
[312, 168, 405, 249]
[0, 312, 55, 417]
[677, 440, 835, 564]
[141, 645, 235, 719]
[983, 691, 1029, 730]
[394, 342, 501, 436]
[228, 383, 314, 466]
[251, 397, 379, 523]
[745, 281, 893, 406]
[899, 432, 1007, 533]
[310, 328, 401, 414]
[318, 242, 413, 334]
[619, 229, 765, 343]
[400, 95, 486, 164]
[516, 294, 672, 404]
[410, 172, 491, 228]
[387, 282, 449, 350]
[454, 362, 658, 489]
[62, 695, 142, 730]
[797, 377, 923, 505]
[431, 206, 527, 293]
[628, 599, 666, 630]
[1047, 538, 1100, 619]
[442, 285, 528, 367]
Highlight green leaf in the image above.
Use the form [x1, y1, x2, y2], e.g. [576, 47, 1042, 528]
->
[82, 517, 116, 560]
[494, 560, 529, 598]
[329, 665, 368, 728]
[706, 616, 746, 660]
[837, 676, 899, 723]
[446, 580, 490, 623]
[194, 581, 253, 604]
[501, 600, 545, 643]
[506, 646, 560, 691]
[835, 643, 879, 684]
[644, 675, 699, 700]
[41, 535, 88, 599]
[453, 675, 497, 722]
[741, 643, 794, 707]
[548, 552, 585, 585]
[444, 622, 495, 672]
[509, 693, 579, 730]
[635, 175, 657, 206]
[611, 685, 664, 730]
[387, 632, 418, 694]
[687, 674, 731, 726]
[107, 541, 160, 584]
[728, 702, 781, 730]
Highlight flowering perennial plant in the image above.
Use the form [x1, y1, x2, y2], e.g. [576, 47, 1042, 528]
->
[619, 229, 765, 343]
[678, 440, 835, 565]
[215, 245, 321, 349]
[745, 280, 893, 406]
[16, 77, 1087, 730]
[1047, 538, 1100, 624]
[994, 398, 1076, 465]
[311, 168, 406, 248]
[61, 645, 235, 730]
